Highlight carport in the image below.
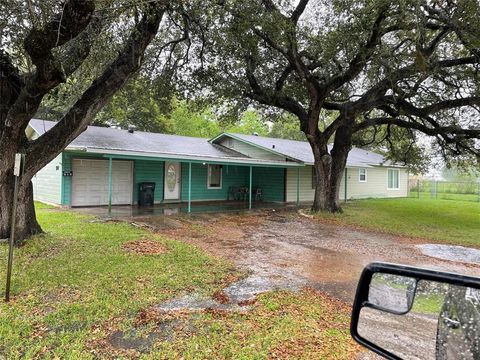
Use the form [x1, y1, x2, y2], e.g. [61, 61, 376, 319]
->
[92, 151, 304, 215]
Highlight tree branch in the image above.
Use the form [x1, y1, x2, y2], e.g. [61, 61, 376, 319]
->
[326, 5, 389, 91]
[245, 55, 308, 122]
[25, 3, 167, 177]
[290, 0, 309, 24]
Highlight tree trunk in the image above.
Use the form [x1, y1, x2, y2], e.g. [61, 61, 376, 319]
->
[0, 172, 42, 245]
[328, 124, 353, 212]
[310, 124, 353, 213]
[0, 3, 165, 245]
[309, 136, 331, 212]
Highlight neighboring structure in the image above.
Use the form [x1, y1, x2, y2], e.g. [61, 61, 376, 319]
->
[28, 119, 408, 210]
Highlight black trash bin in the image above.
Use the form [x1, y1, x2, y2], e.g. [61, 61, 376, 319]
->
[138, 182, 155, 206]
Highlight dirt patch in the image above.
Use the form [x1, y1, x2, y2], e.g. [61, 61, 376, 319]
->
[121, 239, 167, 255]
[142, 208, 480, 304]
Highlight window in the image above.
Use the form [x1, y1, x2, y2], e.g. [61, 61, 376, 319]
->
[358, 168, 367, 182]
[311, 166, 316, 189]
[387, 169, 400, 190]
[207, 164, 222, 189]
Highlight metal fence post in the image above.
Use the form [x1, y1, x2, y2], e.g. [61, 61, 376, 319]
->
[6, 153, 24, 302]
[417, 179, 420, 199]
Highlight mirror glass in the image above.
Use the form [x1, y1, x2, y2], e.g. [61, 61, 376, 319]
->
[368, 273, 417, 313]
[358, 278, 480, 359]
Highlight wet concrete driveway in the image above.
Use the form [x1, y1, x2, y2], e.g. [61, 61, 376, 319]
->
[133, 208, 480, 304]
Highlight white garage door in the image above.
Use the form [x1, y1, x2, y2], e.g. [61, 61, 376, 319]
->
[71, 159, 133, 206]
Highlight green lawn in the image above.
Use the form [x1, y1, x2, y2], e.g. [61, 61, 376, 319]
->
[0, 205, 357, 358]
[409, 191, 479, 203]
[315, 198, 480, 247]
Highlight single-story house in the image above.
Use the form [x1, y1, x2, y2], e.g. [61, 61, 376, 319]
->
[27, 119, 408, 211]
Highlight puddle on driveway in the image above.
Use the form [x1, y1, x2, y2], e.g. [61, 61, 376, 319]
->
[157, 270, 309, 312]
[417, 244, 480, 265]
[147, 209, 480, 310]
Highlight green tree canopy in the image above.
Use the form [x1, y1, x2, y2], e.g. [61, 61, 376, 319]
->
[184, 0, 480, 211]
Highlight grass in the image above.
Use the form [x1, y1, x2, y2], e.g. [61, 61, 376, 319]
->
[409, 191, 479, 202]
[314, 198, 480, 246]
[0, 205, 357, 359]
[412, 293, 445, 315]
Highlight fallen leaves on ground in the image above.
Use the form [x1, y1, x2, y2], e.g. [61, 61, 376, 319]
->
[212, 290, 230, 304]
[121, 239, 167, 255]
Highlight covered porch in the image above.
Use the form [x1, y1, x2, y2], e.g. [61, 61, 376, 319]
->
[61, 150, 304, 215]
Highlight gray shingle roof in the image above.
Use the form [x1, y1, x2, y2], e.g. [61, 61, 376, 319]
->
[29, 119, 256, 161]
[29, 119, 398, 168]
[215, 133, 395, 167]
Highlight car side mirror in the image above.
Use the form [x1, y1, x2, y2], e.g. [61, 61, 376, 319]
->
[350, 262, 480, 360]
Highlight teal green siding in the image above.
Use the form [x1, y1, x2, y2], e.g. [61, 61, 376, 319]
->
[133, 160, 164, 203]
[62, 152, 71, 205]
[179, 163, 284, 202]
[61, 151, 287, 206]
[180, 163, 249, 201]
[252, 167, 285, 201]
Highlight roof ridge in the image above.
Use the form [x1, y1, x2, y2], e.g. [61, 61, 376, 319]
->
[30, 118, 211, 141]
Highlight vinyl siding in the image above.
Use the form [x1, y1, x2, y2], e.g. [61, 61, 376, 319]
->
[219, 138, 287, 161]
[32, 154, 62, 205]
[134, 160, 164, 204]
[252, 167, 285, 201]
[286, 166, 408, 202]
[180, 163, 249, 201]
[345, 167, 408, 199]
[286, 166, 318, 202]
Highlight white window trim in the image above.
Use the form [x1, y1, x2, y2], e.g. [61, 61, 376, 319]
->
[207, 164, 222, 189]
[387, 168, 400, 190]
[358, 168, 367, 182]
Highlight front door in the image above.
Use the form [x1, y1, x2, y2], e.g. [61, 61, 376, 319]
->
[164, 162, 181, 201]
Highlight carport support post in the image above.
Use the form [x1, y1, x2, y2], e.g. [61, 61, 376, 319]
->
[108, 157, 113, 216]
[296, 167, 300, 206]
[249, 166, 252, 210]
[188, 162, 192, 213]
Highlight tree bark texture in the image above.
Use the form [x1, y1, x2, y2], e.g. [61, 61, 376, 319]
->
[0, 1, 166, 244]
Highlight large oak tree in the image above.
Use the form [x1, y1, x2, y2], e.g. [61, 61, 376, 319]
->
[190, 0, 480, 212]
[0, 0, 180, 243]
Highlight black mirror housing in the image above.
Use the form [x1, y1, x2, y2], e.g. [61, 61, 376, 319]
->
[350, 262, 480, 360]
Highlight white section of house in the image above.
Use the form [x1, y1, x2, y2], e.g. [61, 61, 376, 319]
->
[219, 137, 287, 161]
[285, 166, 317, 202]
[345, 167, 408, 199]
[286, 166, 408, 202]
[71, 159, 133, 206]
[32, 154, 62, 204]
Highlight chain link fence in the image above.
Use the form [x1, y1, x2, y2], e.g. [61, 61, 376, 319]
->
[408, 179, 480, 202]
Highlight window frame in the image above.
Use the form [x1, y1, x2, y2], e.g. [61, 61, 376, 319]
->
[358, 168, 367, 182]
[207, 164, 223, 189]
[387, 168, 400, 190]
